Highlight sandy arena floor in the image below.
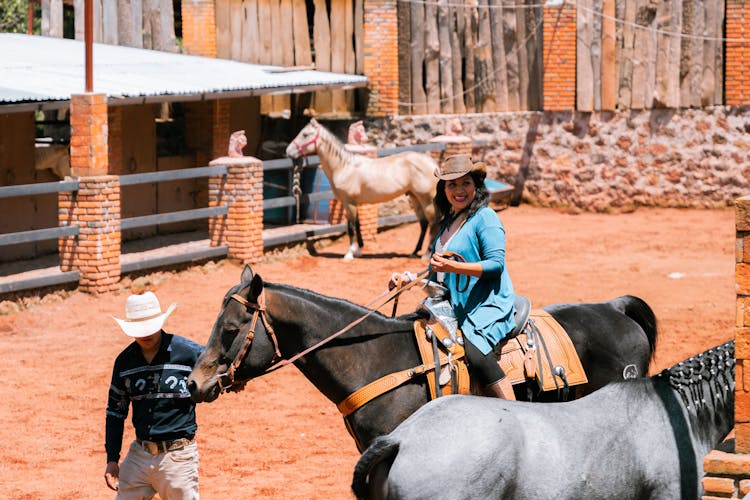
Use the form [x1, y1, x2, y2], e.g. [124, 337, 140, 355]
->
[0, 205, 736, 499]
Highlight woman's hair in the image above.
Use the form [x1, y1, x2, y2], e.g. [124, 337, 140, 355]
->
[434, 169, 489, 225]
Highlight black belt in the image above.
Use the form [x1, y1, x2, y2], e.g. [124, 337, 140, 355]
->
[137, 436, 194, 455]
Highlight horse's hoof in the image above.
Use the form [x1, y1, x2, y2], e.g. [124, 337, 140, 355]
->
[343, 253, 355, 261]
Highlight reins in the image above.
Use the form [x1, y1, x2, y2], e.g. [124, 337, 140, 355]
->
[217, 269, 429, 392]
[263, 268, 429, 373]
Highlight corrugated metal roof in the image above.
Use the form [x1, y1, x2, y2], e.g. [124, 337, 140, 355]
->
[0, 34, 368, 112]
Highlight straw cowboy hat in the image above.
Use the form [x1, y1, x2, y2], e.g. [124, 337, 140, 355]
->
[112, 291, 177, 338]
[435, 154, 486, 181]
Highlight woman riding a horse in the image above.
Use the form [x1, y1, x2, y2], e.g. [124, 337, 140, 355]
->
[391, 154, 516, 399]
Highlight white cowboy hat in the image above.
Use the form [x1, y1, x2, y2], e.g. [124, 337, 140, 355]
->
[112, 291, 177, 338]
[435, 154, 486, 181]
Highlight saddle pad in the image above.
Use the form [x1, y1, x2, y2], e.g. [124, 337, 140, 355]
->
[499, 309, 588, 392]
[414, 320, 471, 399]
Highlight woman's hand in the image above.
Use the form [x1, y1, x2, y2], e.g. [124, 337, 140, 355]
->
[430, 253, 483, 278]
[430, 253, 458, 273]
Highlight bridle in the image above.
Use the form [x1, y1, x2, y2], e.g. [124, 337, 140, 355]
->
[291, 124, 321, 156]
[215, 290, 282, 393]
[213, 269, 431, 393]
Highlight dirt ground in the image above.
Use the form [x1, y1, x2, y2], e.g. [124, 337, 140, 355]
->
[0, 205, 737, 499]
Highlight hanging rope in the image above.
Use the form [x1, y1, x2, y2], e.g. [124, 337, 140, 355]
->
[292, 157, 304, 224]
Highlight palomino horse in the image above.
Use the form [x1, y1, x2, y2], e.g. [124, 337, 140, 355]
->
[187, 265, 658, 451]
[352, 341, 734, 500]
[285, 119, 440, 260]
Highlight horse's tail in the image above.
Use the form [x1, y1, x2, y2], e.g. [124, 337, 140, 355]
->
[611, 295, 658, 357]
[351, 435, 400, 500]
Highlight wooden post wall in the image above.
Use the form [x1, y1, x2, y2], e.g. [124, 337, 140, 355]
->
[542, 3, 576, 111]
[725, 0, 750, 105]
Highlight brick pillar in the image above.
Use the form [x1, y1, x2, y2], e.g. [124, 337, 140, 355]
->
[108, 106, 123, 174]
[429, 134, 473, 165]
[58, 176, 121, 293]
[61, 93, 121, 293]
[211, 100, 231, 159]
[363, 0, 398, 117]
[725, 0, 750, 105]
[181, 0, 217, 57]
[70, 93, 108, 176]
[208, 156, 263, 263]
[701, 196, 750, 498]
[543, 2, 576, 111]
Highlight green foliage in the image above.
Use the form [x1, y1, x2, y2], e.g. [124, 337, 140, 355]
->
[0, 0, 39, 34]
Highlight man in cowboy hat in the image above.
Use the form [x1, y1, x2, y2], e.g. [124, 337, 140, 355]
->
[104, 291, 204, 499]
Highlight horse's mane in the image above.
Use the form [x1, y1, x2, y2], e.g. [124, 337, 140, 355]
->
[655, 340, 734, 413]
[316, 123, 357, 168]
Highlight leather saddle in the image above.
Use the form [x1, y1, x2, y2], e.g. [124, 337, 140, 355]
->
[414, 294, 587, 399]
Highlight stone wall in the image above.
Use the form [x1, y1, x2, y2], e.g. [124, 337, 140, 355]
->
[365, 106, 750, 212]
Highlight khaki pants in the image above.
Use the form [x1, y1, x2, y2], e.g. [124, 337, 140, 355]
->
[116, 440, 199, 500]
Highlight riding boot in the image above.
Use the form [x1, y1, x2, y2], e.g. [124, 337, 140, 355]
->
[483, 377, 516, 400]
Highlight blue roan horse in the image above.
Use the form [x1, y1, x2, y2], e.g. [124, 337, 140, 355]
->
[352, 341, 734, 500]
[188, 265, 658, 451]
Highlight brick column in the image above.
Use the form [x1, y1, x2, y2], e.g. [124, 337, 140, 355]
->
[181, 0, 217, 57]
[108, 106, 123, 174]
[61, 93, 121, 293]
[208, 156, 264, 263]
[701, 196, 750, 498]
[543, 2, 576, 111]
[211, 100, 232, 159]
[363, 0, 398, 117]
[70, 93, 108, 177]
[58, 176, 121, 293]
[725, 0, 750, 105]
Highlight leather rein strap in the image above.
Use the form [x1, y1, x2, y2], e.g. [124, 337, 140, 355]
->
[219, 269, 429, 391]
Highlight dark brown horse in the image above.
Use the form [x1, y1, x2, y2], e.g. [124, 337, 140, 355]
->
[187, 265, 658, 450]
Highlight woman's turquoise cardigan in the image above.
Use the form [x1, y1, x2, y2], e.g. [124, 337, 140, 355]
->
[434, 206, 516, 355]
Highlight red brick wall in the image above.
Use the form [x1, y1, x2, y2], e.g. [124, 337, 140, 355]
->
[702, 196, 750, 498]
[181, 0, 217, 57]
[70, 93, 108, 176]
[726, 0, 750, 105]
[58, 176, 121, 293]
[211, 99, 232, 160]
[108, 106, 123, 174]
[363, 0, 398, 117]
[543, 4, 576, 111]
[736, 197, 750, 452]
[208, 158, 264, 263]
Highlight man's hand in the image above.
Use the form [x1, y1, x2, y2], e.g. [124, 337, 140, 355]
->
[104, 461, 120, 491]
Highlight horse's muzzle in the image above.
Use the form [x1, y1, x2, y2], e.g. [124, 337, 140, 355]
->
[187, 376, 221, 403]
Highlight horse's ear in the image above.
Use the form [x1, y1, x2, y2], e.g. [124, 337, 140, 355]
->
[248, 273, 264, 300]
[240, 264, 254, 284]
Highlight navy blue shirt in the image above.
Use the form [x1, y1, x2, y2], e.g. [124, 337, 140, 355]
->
[105, 332, 203, 463]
